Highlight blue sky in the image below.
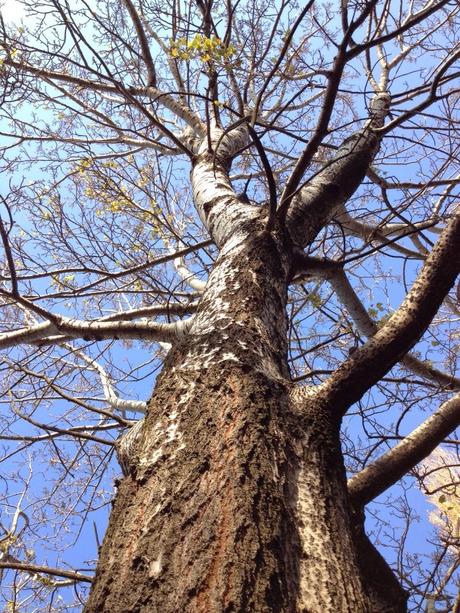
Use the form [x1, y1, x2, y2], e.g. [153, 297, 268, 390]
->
[0, 1, 458, 610]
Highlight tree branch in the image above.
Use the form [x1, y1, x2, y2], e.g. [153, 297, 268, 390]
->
[3, 59, 205, 136]
[0, 211, 18, 296]
[0, 561, 93, 583]
[122, 0, 156, 87]
[62, 344, 147, 414]
[348, 0, 453, 59]
[348, 393, 460, 507]
[281, 92, 390, 247]
[334, 205, 425, 260]
[0, 315, 195, 350]
[319, 208, 460, 416]
[277, 0, 379, 216]
[328, 268, 460, 391]
[191, 125, 259, 246]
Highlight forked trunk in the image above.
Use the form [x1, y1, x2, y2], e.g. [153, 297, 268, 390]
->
[84, 225, 402, 612]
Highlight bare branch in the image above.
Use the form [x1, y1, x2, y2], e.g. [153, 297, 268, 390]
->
[0, 561, 93, 583]
[0, 314, 195, 350]
[122, 0, 156, 87]
[281, 92, 390, 247]
[348, 393, 460, 507]
[319, 209, 460, 416]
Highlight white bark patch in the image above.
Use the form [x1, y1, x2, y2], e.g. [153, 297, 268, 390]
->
[139, 405, 187, 471]
[219, 231, 248, 256]
[197, 123, 249, 158]
[175, 238, 289, 377]
[172, 345, 243, 371]
[171, 346, 220, 372]
[149, 553, 163, 579]
[191, 125, 258, 245]
[296, 459, 367, 611]
[144, 502, 163, 527]
[191, 155, 258, 245]
[165, 410, 182, 444]
[190, 242, 246, 336]
[219, 352, 240, 363]
[290, 384, 323, 411]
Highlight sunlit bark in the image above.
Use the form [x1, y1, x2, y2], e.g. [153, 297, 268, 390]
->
[0, 0, 459, 610]
[86, 221, 377, 612]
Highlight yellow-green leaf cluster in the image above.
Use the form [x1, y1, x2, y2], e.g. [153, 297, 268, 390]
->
[309, 292, 322, 309]
[72, 158, 167, 239]
[74, 158, 133, 213]
[169, 35, 237, 66]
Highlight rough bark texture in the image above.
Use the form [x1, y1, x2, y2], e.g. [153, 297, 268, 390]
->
[85, 217, 403, 612]
[351, 509, 408, 613]
[292, 401, 371, 611]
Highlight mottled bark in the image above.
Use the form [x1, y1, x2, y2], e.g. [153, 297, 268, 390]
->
[351, 509, 408, 613]
[291, 395, 372, 612]
[283, 92, 390, 248]
[84, 218, 383, 612]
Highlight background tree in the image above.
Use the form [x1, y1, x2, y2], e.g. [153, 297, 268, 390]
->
[0, 0, 459, 611]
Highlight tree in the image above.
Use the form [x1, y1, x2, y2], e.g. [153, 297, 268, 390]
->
[0, 0, 459, 610]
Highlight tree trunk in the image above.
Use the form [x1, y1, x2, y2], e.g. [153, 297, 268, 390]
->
[84, 224, 401, 612]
